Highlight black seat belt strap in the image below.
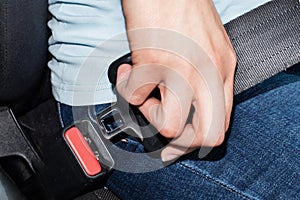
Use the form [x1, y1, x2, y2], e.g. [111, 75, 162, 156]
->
[107, 0, 300, 153]
[224, 0, 300, 95]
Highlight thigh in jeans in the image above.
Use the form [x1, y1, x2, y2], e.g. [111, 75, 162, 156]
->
[58, 72, 300, 200]
[105, 72, 300, 200]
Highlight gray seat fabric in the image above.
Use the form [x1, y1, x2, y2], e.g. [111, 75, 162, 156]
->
[0, 0, 49, 115]
[0, 0, 298, 199]
[0, 0, 119, 199]
[0, 166, 26, 200]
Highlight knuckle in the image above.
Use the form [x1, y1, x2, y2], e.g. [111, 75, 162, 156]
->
[200, 132, 225, 147]
[227, 48, 237, 68]
[117, 84, 145, 106]
[215, 135, 225, 146]
[129, 94, 145, 106]
[159, 117, 183, 138]
[132, 50, 160, 65]
[117, 89, 131, 103]
[211, 133, 225, 146]
[160, 126, 179, 138]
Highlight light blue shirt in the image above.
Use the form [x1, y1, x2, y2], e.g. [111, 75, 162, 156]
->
[48, 0, 271, 106]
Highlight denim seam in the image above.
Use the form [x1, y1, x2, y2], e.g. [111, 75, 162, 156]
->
[231, 4, 299, 40]
[179, 163, 258, 200]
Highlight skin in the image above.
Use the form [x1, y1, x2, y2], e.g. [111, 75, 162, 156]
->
[117, 0, 237, 161]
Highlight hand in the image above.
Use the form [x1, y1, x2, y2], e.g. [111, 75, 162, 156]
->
[118, 0, 237, 161]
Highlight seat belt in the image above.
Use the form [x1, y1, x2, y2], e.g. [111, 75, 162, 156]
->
[109, 0, 300, 96]
[107, 0, 300, 153]
[67, 1, 300, 199]
[225, 0, 300, 95]
[1, 1, 298, 200]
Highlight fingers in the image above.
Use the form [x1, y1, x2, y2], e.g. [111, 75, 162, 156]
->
[117, 60, 194, 139]
[161, 78, 229, 162]
[138, 84, 192, 139]
[223, 71, 235, 132]
[116, 52, 234, 163]
[116, 63, 159, 106]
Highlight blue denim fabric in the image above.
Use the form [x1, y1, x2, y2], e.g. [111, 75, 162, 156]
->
[58, 72, 300, 199]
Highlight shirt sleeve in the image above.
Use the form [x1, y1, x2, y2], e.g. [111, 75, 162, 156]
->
[48, 0, 130, 106]
[47, 0, 271, 106]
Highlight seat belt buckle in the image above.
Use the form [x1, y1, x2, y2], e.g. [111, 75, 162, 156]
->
[63, 120, 114, 177]
[105, 53, 168, 152]
[63, 52, 166, 177]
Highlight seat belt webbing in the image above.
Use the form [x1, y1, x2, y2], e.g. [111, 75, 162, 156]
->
[224, 0, 300, 95]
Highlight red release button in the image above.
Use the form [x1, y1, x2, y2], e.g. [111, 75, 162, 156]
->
[64, 127, 101, 176]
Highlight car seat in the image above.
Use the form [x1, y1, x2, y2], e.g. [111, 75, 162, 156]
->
[0, 0, 119, 199]
[1, 0, 299, 199]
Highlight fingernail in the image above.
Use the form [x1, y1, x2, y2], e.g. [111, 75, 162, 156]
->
[161, 153, 178, 162]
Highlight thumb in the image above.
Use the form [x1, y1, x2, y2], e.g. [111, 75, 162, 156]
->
[116, 63, 160, 106]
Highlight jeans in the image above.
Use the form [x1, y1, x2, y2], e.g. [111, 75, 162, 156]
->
[58, 72, 300, 200]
